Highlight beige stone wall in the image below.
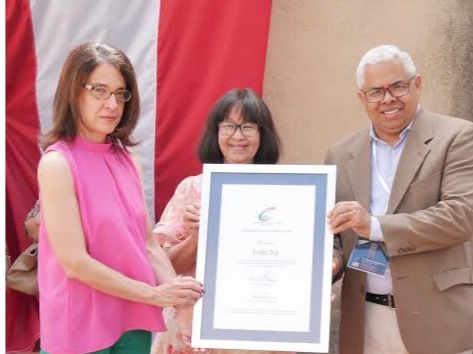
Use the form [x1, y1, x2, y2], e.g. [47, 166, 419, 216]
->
[264, 0, 473, 165]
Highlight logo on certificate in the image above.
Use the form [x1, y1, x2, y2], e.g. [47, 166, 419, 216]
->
[257, 206, 277, 221]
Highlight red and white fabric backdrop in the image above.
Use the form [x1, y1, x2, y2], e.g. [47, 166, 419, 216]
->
[6, 0, 272, 351]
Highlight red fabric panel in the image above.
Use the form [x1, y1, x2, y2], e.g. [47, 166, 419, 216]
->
[6, 0, 41, 351]
[154, 0, 272, 218]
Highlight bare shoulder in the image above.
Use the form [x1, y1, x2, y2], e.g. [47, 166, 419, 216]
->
[128, 149, 142, 173]
[38, 151, 72, 182]
[128, 148, 139, 162]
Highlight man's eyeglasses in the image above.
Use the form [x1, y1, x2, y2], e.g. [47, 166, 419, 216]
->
[83, 84, 132, 103]
[218, 122, 259, 137]
[362, 75, 416, 103]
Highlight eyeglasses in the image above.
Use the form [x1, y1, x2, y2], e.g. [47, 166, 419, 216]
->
[218, 122, 259, 137]
[362, 75, 416, 103]
[83, 84, 132, 103]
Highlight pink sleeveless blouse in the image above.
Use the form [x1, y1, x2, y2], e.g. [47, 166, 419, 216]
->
[38, 137, 165, 354]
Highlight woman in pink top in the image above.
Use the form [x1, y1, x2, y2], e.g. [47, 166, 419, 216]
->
[152, 89, 292, 354]
[37, 43, 203, 354]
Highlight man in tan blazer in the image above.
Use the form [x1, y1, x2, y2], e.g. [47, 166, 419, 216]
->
[327, 45, 473, 354]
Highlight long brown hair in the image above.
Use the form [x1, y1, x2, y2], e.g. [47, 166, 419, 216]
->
[41, 43, 140, 148]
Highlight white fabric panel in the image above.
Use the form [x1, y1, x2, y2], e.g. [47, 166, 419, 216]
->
[29, 0, 159, 217]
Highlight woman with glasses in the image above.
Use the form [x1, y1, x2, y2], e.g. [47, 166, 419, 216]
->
[37, 43, 203, 354]
[152, 88, 285, 354]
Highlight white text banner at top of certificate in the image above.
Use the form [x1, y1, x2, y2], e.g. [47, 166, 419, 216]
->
[193, 164, 336, 353]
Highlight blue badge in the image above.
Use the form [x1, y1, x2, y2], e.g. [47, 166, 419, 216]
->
[347, 238, 389, 276]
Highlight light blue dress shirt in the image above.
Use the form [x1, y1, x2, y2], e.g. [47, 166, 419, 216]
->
[366, 120, 413, 294]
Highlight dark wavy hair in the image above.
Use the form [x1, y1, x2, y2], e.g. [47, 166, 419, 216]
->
[41, 43, 140, 148]
[198, 88, 281, 163]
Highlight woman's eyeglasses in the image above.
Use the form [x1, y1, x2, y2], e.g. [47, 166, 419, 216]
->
[83, 84, 132, 103]
[218, 122, 259, 137]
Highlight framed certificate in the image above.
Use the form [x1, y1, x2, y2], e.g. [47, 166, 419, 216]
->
[192, 164, 336, 353]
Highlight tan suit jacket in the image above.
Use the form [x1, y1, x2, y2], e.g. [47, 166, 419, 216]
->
[326, 109, 473, 354]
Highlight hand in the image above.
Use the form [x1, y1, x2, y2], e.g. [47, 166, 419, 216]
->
[331, 259, 342, 304]
[24, 212, 40, 242]
[151, 276, 203, 307]
[183, 202, 200, 233]
[175, 305, 210, 353]
[332, 259, 342, 278]
[327, 201, 371, 238]
[175, 304, 193, 348]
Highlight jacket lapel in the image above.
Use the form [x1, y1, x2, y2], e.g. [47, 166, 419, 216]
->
[387, 109, 433, 213]
[346, 129, 371, 211]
